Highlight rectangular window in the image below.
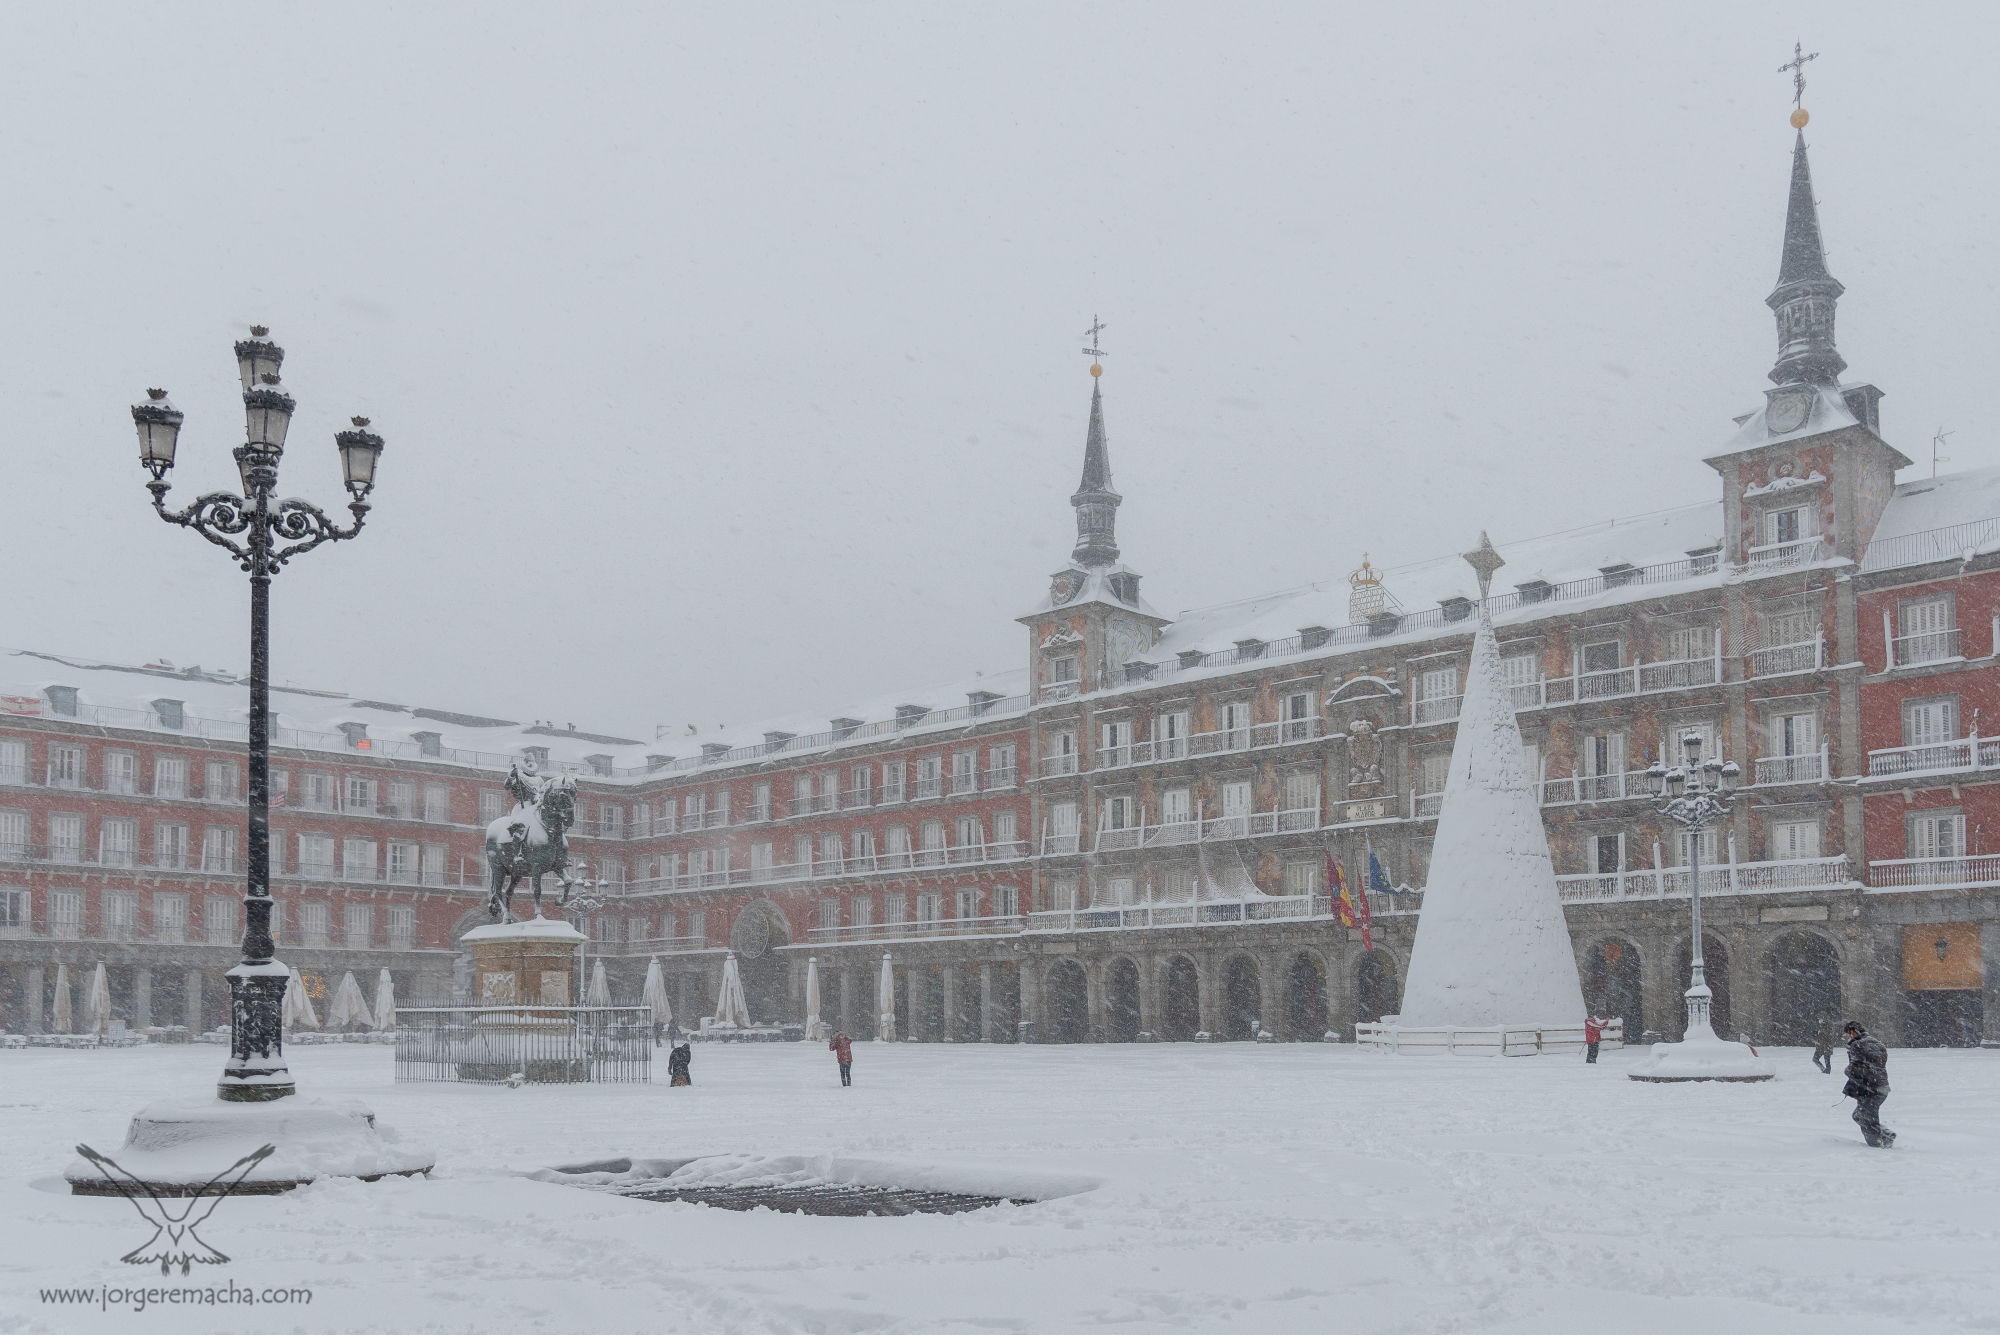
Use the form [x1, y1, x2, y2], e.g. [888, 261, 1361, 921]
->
[1099, 720, 1132, 767]
[1048, 801, 1079, 847]
[49, 813, 83, 862]
[1281, 768, 1319, 812]
[1771, 820, 1821, 859]
[1771, 712, 1817, 757]
[345, 774, 378, 813]
[155, 893, 188, 943]
[1903, 697, 1959, 748]
[989, 743, 1018, 785]
[1102, 877, 1135, 906]
[100, 818, 137, 867]
[918, 819, 945, 864]
[952, 750, 979, 793]
[104, 750, 137, 795]
[1591, 833, 1623, 874]
[387, 841, 419, 883]
[1102, 795, 1135, 830]
[817, 771, 838, 810]
[1415, 750, 1450, 795]
[1160, 864, 1196, 899]
[818, 832, 843, 867]
[1908, 811, 1965, 860]
[154, 821, 189, 870]
[0, 808, 25, 857]
[421, 843, 448, 886]
[1677, 827, 1719, 867]
[916, 890, 942, 923]
[1047, 875, 1080, 911]
[598, 803, 624, 837]
[299, 833, 336, 878]
[851, 897, 873, 929]
[688, 909, 706, 943]
[204, 759, 240, 803]
[205, 896, 237, 945]
[1220, 779, 1252, 820]
[1281, 861, 1318, 897]
[1667, 625, 1716, 662]
[269, 769, 289, 807]
[884, 825, 911, 867]
[342, 837, 377, 881]
[154, 755, 188, 799]
[104, 891, 138, 938]
[713, 790, 730, 825]
[344, 903, 373, 949]
[750, 782, 772, 821]
[1050, 655, 1079, 684]
[1579, 640, 1622, 674]
[994, 884, 1019, 917]
[916, 756, 942, 800]
[791, 834, 813, 873]
[0, 739, 25, 785]
[1417, 666, 1457, 702]
[423, 783, 452, 823]
[47, 744, 84, 789]
[1897, 594, 1957, 665]
[884, 893, 908, 925]
[302, 772, 336, 811]
[479, 790, 505, 823]
[49, 889, 83, 937]
[751, 840, 774, 881]
[385, 780, 415, 818]
[850, 766, 872, 805]
[819, 898, 840, 931]
[1160, 786, 1192, 826]
[202, 825, 237, 872]
[954, 814, 982, 851]
[387, 905, 415, 949]
[302, 901, 331, 946]
[1157, 711, 1190, 760]
[993, 810, 1019, 850]
[955, 887, 979, 919]
[1219, 700, 1252, 745]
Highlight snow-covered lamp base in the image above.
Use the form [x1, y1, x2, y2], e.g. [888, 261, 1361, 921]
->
[65, 1097, 435, 1196]
[1627, 1030, 1774, 1083]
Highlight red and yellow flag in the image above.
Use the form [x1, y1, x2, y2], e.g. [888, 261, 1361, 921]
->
[1328, 852, 1372, 950]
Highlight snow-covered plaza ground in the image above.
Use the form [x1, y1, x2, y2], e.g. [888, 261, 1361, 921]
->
[3, 1040, 1996, 1334]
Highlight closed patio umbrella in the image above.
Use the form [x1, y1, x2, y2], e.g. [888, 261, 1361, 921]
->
[51, 964, 73, 1034]
[372, 968, 396, 1031]
[804, 956, 823, 1040]
[642, 957, 672, 1040]
[876, 953, 896, 1042]
[283, 966, 319, 1030]
[84, 963, 112, 1036]
[713, 951, 751, 1028]
[587, 960, 612, 1007]
[325, 971, 371, 1030]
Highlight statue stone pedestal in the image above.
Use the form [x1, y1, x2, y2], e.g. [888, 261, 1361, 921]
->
[463, 919, 586, 1008]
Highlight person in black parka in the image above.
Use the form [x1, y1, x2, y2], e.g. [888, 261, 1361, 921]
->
[1841, 1020, 1894, 1147]
[667, 1042, 692, 1087]
[1811, 1017, 1838, 1074]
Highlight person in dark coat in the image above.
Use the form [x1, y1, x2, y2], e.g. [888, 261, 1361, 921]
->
[667, 1042, 692, 1087]
[828, 1031, 853, 1086]
[1583, 1014, 1605, 1064]
[1841, 1020, 1893, 1147]
[1811, 1017, 1838, 1074]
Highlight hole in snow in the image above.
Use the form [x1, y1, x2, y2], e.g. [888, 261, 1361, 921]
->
[534, 1154, 1093, 1216]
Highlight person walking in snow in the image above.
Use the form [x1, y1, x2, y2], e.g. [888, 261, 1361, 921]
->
[829, 1030, 853, 1086]
[1583, 1014, 1605, 1064]
[1841, 1020, 1894, 1148]
[667, 1041, 692, 1087]
[1811, 1016, 1838, 1074]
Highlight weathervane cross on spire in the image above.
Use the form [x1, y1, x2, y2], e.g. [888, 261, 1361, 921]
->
[1082, 315, 1107, 366]
[1779, 41, 1819, 112]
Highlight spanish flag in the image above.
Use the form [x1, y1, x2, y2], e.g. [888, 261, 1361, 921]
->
[1328, 852, 1372, 951]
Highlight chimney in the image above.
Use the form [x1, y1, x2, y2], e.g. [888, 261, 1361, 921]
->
[700, 742, 731, 763]
[645, 753, 675, 772]
[1299, 626, 1332, 650]
[830, 717, 863, 739]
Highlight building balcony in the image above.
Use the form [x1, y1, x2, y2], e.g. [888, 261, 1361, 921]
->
[1753, 746, 1828, 785]
[1867, 854, 2000, 890]
[1865, 735, 2000, 780]
[1025, 892, 1331, 934]
[1499, 654, 1722, 716]
[1038, 754, 1079, 779]
[805, 913, 1024, 946]
[984, 766, 1019, 790]
[643, 839, 1032, 895]
[914, 777, 944, 801]
[1750, 637, 1824, 678]
[1555, 855, 1852, 903]
[1888, 628, 1963, 670]
[1412, 695, 1460, 725]
[1041, 831, 1081, 855]
[1539, 770, 1656, 806]
[588, 933, 711, 957]
[1746, 535, 1828, 570]
[1091, 807, 1321, 852]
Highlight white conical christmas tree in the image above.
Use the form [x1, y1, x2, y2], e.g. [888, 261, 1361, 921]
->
[1396, 535, 1587, 1031]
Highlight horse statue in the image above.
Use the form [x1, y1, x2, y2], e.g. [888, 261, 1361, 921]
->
[484, 763, 580, 922]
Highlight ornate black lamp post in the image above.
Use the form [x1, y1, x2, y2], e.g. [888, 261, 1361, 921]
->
[132, 327, 383, 1102]
[1644, 731, 1739, 1045]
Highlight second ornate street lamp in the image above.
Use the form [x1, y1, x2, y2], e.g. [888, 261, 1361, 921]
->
[1630, 730, 1772, 1082]
[134, 327, 382, 1103]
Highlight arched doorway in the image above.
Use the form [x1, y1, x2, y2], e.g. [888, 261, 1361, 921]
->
[1286, 954, 1328, 1039]
[1355, 951, 1401, 1024]
[1162, 957, 1200, 1040]
[1105, 958, 1141, 1041]
[1045, 960, 1089, 1043]
[1586, 938, 1644, 1040]
[1765, 932, 1841, 1045]
[1673, 934, 1732, 1038]
[1221, 956, 1261, 1041]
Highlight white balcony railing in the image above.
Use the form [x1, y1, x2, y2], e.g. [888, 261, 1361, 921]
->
[1557, 855, 1851, 903]
[1412, 790, 1443, 819]
[1039, 754, 1079, 779]
[805, 913, 1024, 945]
[1041, 832, 1081, 855]
[1750, 635, 1824, 678]
[1025, 893, 1330, 934]
[1508, 653, 1720, 713]
[1868, 854, 2000, 889]
[1889, 627, 1962, 669]
[1746, 535, 1828, 570]
[1866, 735, 2000, 779]
[1540, 770, 1655, 806]
[1753, 744, 1828, 785]
[1412, 696, 1461, 726]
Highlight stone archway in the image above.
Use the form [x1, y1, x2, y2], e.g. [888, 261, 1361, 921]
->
[1045, 960, 1089, 1043]
[1221, 955, 1262, 1041]
[1105, 957, 1142, 1042]
[1586, 937, 1644, 1040]
[1674, 934, 1733, 1038]
[1286, 953, 1329, 1039]
[729, 900, 793, 1025]
[1161, 957, 1200, 1040]
[1765, 931, 1841, 1045]
[1355, 950, 1401, 1024]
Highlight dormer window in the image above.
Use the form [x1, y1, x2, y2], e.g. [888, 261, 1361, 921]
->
[337, 722, 371, 750]
[522, 745, 551, 768]
[1176, 650, 1204, 669]
[646, 753, 674, 772]
[1599, 563, 1639, 589]
[412, 730, 443, 758]
[44, 685, 77, 717]
[151, 698, 185, 730]
[1516, 580, 1553, 604]
[1764, 505, 1816, 546]
[699, 742, 730, 762]
[1233, 638, 1266, 660]
[585, 753, 614, 777]
[830, 717, 862, 739]
[1438, 596, 1472, 623]
[1299, 626, 1332, 649]
[896, 703, 932, 726]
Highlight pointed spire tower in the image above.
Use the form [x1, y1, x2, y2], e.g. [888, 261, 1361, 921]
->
[1766, 126, 1846, 387]
[1019, 320, 1168, 701]
[1388, 535, 1588, 1039]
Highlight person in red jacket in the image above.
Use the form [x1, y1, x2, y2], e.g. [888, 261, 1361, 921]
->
[828, 1031, 853, 1086]
[1583, 1014, 1605, 1064]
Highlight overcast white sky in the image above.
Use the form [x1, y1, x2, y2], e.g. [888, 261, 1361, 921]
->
[4, 4, 1996, 739]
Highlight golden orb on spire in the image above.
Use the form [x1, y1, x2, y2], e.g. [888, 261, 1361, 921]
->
[1089, 362, 1102, 378]
[1790, 107, 1810, 129]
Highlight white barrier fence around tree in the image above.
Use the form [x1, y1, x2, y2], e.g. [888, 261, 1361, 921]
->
[1353, 1018, 1624, 1056]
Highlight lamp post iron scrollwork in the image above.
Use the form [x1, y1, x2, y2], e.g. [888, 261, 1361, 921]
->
[132, 327, 383, 1102]
[1645, 731, 1740, 1044]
